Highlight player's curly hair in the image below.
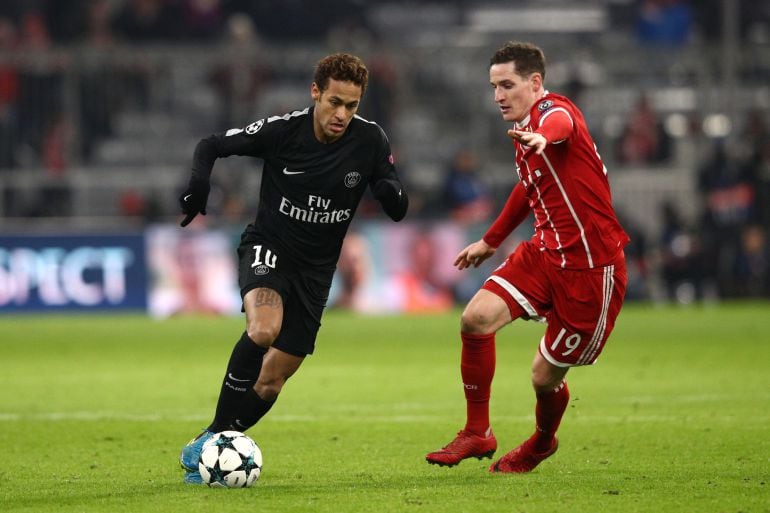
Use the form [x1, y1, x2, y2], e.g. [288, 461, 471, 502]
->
[314, 53, 369, 95]
[490, 41, 546, 80]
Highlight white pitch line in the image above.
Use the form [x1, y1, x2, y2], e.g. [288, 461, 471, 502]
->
[0, 411, 765, 424]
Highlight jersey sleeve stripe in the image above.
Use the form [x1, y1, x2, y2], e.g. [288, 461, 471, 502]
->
[539, 107, 573, 128]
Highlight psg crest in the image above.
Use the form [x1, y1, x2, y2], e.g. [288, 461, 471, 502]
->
[344, 171, 361, 188]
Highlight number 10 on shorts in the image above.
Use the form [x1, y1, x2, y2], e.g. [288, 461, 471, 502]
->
[251, 245, 277, 269]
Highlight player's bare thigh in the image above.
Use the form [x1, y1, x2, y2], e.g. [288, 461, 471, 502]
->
[461, 289, 513, 334]
[243, 287, 284, 348]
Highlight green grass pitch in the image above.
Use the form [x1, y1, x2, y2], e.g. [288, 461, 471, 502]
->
[1, 303, 769, 513]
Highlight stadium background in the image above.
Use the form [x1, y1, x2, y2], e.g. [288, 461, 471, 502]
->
[0, 0, 768, 314]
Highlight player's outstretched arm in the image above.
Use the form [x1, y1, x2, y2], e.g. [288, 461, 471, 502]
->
[372, 178, 408, 222]
[179, 136, 219, 227]
[454, 239, 496, 270]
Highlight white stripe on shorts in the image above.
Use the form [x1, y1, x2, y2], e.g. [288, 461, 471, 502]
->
[539, 335, 571, 367]
[578, 264, 614, 365]
[486, 275, 546, 323]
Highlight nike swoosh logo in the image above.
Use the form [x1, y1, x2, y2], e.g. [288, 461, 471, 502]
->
[183, 194, 192, 201]
[283, 167, 305, 175]
[227, 373, 252, 383]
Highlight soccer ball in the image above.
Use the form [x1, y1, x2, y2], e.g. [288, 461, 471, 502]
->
[198, 431, 262, 488]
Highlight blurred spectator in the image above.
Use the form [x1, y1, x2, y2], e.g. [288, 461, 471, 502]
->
[658, 200, 703, 303]
[635, 0, 693, 47]
[117, 187, 161, 224]
[77, 0, 119, 162]
[332, 231, 371, 310]
[228, 0, 366, 42]
[617, 93, 671, 166]
[325, 7, 374, 53]
[733, 225, 770, 298]
[184, 0, 224, 40]
[110, 0, 184, 111]
[84, 0, 115, 46]
[739, 108, 769, 157]
[359, 46, 398, 134]
[693, 0, 770, 43]
[119, 189, 146, 218]
[42, 111, 71, 173]
[742, 138, 770, 228]
[43, 0, 91, 43]
[697, 140, 756, 297]
[441, 148, 493, 224]
[615, 209, 650, 301]
[389, 233, 454, 313]
[208, 13, 271, 130]
[112, 0, 183, 42]
[16, 10, 69, 172]
[0, 16, 19, 169]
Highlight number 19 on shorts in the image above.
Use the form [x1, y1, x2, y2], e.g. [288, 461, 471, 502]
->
[550, 328, 582, 356]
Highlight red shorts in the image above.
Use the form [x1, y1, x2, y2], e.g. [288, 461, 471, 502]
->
[483, 241, 627, 367]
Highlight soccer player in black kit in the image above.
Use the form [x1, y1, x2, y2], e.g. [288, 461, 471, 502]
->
[177, 53, 408, 484]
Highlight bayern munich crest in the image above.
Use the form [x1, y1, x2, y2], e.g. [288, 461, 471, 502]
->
[344, 171, 361, 188]
[245, 119, 264, 134]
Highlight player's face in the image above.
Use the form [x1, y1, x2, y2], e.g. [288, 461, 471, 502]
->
[490, 62, 542, 123]
[311, 79, 362, 143]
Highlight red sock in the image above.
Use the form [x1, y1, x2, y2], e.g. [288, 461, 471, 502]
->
[460, 332, 495, 436]
[533, 381, 570, 452]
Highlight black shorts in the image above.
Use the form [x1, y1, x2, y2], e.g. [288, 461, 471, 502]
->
[237, 233, 333, 356]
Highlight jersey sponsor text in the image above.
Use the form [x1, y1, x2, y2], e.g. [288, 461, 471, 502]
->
[278, 195, 352, 224]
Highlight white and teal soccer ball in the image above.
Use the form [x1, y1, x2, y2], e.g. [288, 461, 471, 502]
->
[198, 431, 262, 488]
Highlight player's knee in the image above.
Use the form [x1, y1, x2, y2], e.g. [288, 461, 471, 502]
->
[460, 307, 494, 334]
[531, 374, 554, 393]
[531, 367, 565, 392]
[246, 323, 279, 349]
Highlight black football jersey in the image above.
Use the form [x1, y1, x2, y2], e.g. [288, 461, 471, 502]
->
[191, 107, 403, 269]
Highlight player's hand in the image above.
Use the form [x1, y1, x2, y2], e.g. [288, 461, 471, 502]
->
[454, 239, 496, 270]
[508, 129, 547, 155]
[178, 178, 210, 227]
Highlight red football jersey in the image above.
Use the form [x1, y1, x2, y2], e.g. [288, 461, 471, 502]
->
[484, 92, 630, 269]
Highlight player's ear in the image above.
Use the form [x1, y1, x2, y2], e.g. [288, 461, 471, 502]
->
[530, 73, 543, 92]
[311, 82, 321, 102]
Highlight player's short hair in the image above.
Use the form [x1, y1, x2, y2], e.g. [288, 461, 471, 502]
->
[490, 41, 546, 80]
[314, 53, 369, 95]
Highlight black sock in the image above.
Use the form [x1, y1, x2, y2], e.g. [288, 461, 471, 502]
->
[207, 331, 266, 433]
[232, 387, 276, 432]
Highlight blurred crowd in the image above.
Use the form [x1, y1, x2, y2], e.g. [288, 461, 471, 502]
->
[0, 0, 384, 170]
[0, 0, 769, 302]
[658, 116, 769, 304]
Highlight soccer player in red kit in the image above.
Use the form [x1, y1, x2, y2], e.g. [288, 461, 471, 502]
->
[426, 41, 630, 473]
